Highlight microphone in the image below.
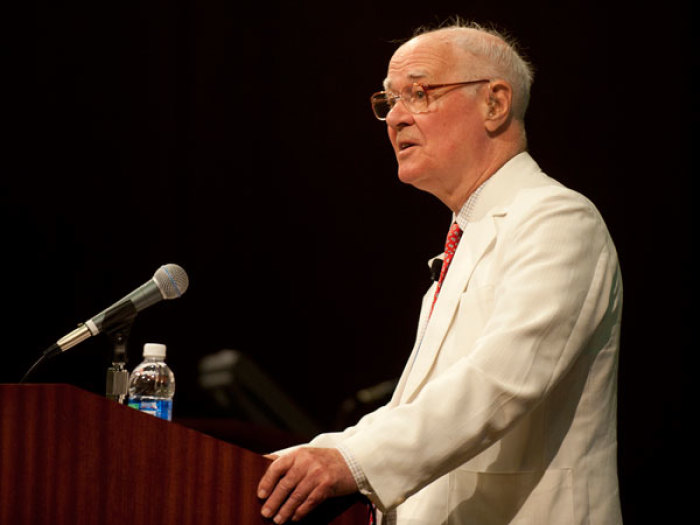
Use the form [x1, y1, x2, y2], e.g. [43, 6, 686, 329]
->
[45, 263, 189, 358]
[430, 258, 443, 282]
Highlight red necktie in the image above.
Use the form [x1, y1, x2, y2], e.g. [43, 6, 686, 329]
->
[431, 222, 463, 314]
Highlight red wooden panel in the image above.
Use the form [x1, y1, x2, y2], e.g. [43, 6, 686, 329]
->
[0, 384, 366, 525]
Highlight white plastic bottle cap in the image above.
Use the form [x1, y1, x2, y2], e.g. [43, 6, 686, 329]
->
[143, 343, 167, 358]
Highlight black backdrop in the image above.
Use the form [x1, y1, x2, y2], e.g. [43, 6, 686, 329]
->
[3, 1, 693, 522]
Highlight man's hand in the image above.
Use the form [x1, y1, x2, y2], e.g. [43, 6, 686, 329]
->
[257, 447, 358, 523]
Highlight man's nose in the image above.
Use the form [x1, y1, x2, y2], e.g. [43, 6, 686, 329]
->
[386, 99, 414, 130]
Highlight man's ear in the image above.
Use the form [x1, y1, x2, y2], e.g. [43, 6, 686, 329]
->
[484, 80, 513, 133]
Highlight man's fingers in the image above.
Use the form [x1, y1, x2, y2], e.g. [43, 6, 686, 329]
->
[269, 478, 318, 523]
[257, 454, 291, 499]
[291, 485, 331, 522]
[261, 473, 306, 521]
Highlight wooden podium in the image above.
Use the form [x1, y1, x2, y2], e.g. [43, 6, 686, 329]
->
[0, 384, 368, 525]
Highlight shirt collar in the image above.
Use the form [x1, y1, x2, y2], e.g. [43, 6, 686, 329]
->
[453, 179, 489, 231]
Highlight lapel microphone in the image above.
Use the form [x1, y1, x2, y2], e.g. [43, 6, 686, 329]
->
[430, 259, 443, 282]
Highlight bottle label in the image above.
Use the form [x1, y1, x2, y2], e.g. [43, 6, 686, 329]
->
[128, 398, 173, 421]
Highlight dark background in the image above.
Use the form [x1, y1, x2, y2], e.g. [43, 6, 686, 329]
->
[2, 1, 693, 522]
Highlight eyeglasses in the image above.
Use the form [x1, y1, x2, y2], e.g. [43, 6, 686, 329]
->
[370, 79, 491, 120]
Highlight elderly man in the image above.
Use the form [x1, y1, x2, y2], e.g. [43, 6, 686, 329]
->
[258, 22, 623, 525]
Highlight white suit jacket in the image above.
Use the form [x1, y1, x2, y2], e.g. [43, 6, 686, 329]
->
[306, 152, 623, 525]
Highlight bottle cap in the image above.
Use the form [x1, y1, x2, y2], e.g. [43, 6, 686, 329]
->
[143, 343, 167, 358]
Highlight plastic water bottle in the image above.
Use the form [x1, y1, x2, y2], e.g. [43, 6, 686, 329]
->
[128, 343, 175, 421]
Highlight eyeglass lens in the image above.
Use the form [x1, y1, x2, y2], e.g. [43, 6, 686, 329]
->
[371, 84, 429, 120]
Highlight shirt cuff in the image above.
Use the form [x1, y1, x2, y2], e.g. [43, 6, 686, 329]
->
[336, 444, 374, 497]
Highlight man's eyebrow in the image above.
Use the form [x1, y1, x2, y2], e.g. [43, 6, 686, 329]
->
[383, 72, 428, 91]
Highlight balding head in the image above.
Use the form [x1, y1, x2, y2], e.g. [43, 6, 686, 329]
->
[378, 22, 534, 211]
[408, 24, 534, 122]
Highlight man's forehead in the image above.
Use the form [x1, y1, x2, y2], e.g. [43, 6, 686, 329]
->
[383, 34, 465, 90]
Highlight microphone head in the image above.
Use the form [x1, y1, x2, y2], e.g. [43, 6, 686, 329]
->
[154, 264, 189, 299]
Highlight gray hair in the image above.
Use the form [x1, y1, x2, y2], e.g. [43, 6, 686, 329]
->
[414, 20, 535, 121]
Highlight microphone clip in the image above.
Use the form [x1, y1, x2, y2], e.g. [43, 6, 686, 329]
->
[103, 301, 138, 405]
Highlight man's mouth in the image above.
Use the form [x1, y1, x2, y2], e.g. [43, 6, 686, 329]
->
[399, 141, 417, 151]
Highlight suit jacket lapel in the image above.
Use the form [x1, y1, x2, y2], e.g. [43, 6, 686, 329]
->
[398, 215, 499, 403]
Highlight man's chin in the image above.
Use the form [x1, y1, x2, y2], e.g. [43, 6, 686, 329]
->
[397, 165, 426, 188]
